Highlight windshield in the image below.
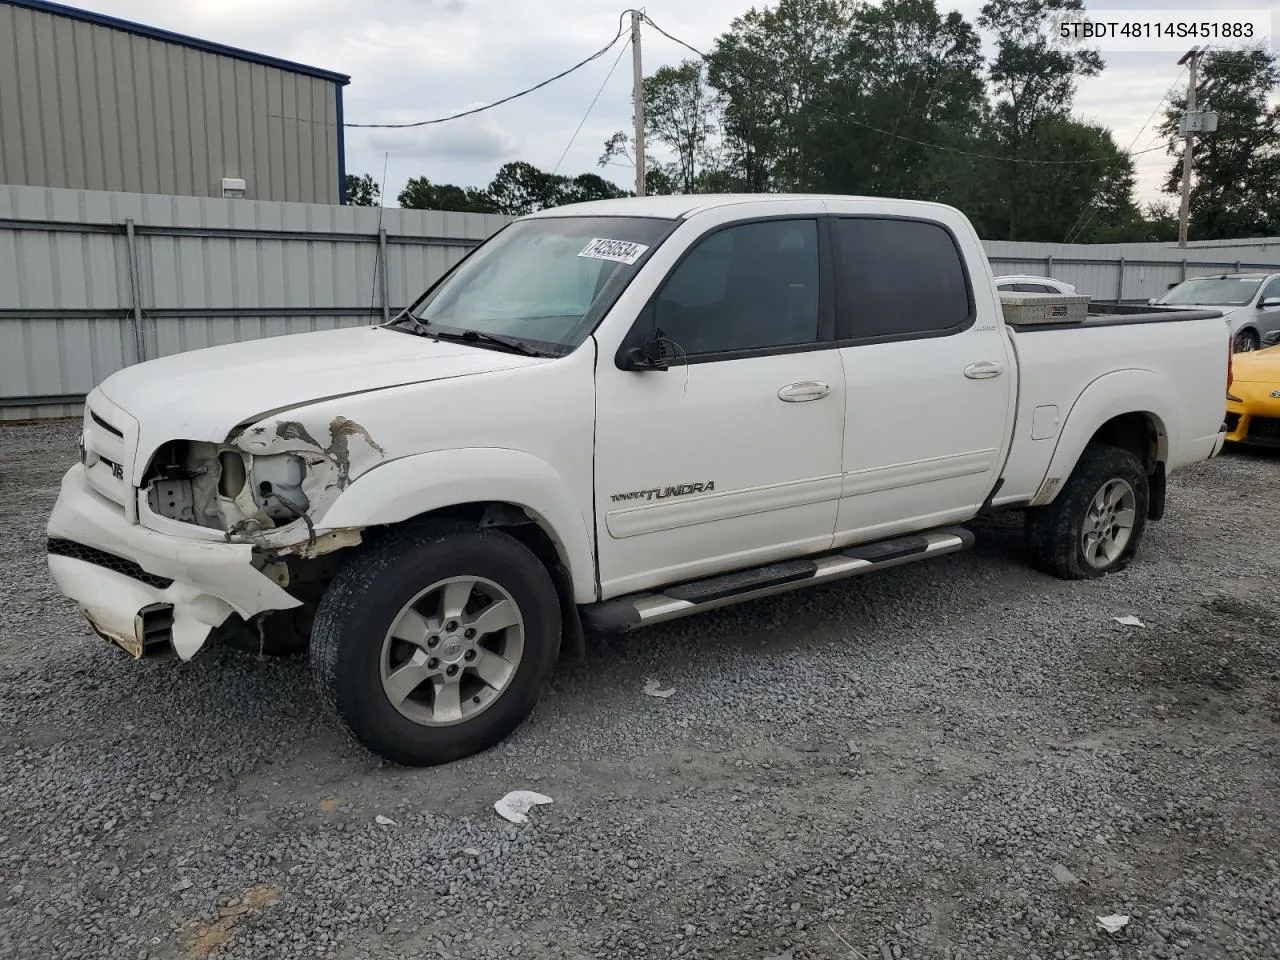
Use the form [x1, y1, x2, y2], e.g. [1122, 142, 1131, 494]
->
[409, 216, 674, 353]
[1157, 277, 1262, 306]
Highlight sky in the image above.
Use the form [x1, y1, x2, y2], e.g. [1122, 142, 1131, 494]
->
[70, 0, 1278, 207]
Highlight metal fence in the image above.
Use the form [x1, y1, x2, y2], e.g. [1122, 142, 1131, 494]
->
[0, 185, 505, 419]
[4, 184, 1280, 420]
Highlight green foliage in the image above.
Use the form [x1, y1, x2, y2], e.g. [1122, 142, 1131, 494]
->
[1159, 48, 1280, 239]
[344, 173, 380, 206]
[397, 177, 498, 213]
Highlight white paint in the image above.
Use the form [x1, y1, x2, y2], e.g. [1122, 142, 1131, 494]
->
[45, 194, 1230, 664]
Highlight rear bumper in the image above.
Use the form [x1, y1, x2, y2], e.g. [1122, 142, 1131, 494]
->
[46, 465, 300, 660]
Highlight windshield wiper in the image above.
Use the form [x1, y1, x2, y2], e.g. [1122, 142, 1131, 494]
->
[433, 328, 542, 356]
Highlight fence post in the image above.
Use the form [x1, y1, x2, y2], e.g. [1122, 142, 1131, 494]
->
[1045, 255, 1054, 276]
[378, 228, 391, 323]
[1181, 259, 1187, 282]
[124, 218, 147, 363]
[1235, 260, 1242, 273]
[1115, 257, 1125, 303]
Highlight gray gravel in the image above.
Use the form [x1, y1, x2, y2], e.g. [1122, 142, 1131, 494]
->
[2, 418, 1278, 960]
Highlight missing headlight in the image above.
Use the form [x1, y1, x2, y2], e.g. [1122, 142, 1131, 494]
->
[251, 454, 311, 521]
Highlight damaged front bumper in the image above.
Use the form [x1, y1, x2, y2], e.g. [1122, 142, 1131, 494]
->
[46, 465, 301, 660]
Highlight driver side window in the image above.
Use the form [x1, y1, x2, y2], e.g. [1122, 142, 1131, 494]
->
[652, 219, 821, 356]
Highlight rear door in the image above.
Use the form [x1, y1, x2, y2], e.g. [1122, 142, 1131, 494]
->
[828, 210, 1016, 544]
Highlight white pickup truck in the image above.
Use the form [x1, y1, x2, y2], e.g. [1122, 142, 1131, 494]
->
[48, 194, 1231, 766]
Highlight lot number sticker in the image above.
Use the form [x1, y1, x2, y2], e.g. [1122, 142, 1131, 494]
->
[578, 238, 649, 265]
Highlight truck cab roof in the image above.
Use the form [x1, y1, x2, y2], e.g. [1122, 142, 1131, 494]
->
[525, 193, 963, 221]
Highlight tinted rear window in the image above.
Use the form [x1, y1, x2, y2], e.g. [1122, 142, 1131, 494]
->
[833, 218, 972, 340]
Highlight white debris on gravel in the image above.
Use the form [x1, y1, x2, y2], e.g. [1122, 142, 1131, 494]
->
[1096, 913, 1132, 934]
[493, 790, 552, 824]
[642, 679, 675, 698]
[2, 419, 1280, 960]
[1113, 614, 1146, 627]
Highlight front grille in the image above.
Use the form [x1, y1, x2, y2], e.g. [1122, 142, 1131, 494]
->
[1225, 412, 1241, 432]
[90, 410, 123, 438]
[47, 538, 174, 590]
[1249, 416, 1280, 441]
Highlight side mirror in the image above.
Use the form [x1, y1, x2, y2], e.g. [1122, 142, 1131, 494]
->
[619, 328, 671, 372]
[1259, 297, 1280, 309]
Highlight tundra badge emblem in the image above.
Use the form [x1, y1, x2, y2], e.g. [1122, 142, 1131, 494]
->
[1271, 390, 1280, 399]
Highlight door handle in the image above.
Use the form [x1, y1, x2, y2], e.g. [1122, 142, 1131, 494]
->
[777, 381, 831, 402]
[963, 361, 1004, 380]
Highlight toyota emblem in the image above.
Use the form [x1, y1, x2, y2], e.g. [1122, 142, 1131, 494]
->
[1271, 390, 1280, 399]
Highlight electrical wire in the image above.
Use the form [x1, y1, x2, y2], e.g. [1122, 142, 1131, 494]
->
[1063, 66, 1189, 243]
[641, 12, 1174, 168]
[552, 34, 631, 175]
[344, 11, 637, 129]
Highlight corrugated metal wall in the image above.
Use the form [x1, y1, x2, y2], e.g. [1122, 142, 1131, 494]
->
[3, 184, 1280, 421]
[984, 239, 1280, 303]
[0, 185, 507, 419]
[0, 2, 341, 203]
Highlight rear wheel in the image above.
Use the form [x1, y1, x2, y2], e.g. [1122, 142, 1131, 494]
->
[1025, 444, 1149, 580]
[310, 523, 561, 766]
[1233, 328, 1259, 353]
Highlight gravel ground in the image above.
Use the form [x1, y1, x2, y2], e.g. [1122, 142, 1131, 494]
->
[2, 419, 1278, 960]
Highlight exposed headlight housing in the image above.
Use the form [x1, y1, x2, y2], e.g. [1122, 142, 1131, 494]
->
[250, 454, 311, 521]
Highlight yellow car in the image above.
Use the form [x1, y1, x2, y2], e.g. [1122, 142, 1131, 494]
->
[1226, 344, 1280, 446]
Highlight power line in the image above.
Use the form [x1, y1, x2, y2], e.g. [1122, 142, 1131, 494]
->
[1064, 65, 1188, 243]
[641, 12, 1171, 168]
[344, 11, 637, 129]
[552, 33, 631, 175]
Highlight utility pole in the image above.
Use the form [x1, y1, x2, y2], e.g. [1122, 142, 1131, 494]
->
[631, 10, 646, 197]
[1177, 46, 1203, 249]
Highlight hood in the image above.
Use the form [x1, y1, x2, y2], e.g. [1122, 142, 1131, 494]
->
[1231, 344, 1280, 383]
[97, 326, 547, 457]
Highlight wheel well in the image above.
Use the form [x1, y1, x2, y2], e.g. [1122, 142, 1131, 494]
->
[378, 501, 587, 661]
[1086, 412, 1167, 520]
[1088, 412, 1165, 473]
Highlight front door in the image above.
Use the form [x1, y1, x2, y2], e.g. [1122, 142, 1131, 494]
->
[593, 216, 846, 598]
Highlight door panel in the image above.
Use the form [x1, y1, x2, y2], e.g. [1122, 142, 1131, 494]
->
[827, 213, 1015, 544]
[592, 215, 845, 598]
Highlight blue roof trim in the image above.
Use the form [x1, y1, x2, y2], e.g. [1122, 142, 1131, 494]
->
[6, 0, 351, 84]
[336, 84, 348, 203]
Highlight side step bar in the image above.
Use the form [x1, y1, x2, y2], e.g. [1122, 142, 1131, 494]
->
[580, 526, 974, 634]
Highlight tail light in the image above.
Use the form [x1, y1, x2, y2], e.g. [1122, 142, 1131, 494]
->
[1227, 340, 1234, 392]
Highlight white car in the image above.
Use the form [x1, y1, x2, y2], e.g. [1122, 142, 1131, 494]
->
[1154, 273, 1280, 352]
[994, 275, 1078, 296]
[48, 194, 1230, 766]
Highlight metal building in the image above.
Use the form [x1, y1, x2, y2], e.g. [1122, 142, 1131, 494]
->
[0, 0, 351, 203]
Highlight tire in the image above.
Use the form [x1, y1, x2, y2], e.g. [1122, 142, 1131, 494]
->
[310, 522, 561, 766]
[1024, 444, 1149, 580]
[1233, 328, 1259, 353]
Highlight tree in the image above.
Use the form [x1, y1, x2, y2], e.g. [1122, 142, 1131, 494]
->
[397, 177, 497, 213]
[485, 162, 571, 215]
[607, 60, 724, 193]
[804, 0, 987, 200]
[1159, 47, 1280, 239]
[561, 173, 629, 204]
[977, 0, 1105, 239]
[345, 173, 380, 206]
[707, 0, 853, 192]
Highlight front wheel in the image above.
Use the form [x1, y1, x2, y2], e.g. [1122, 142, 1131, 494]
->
[1233, 329, 1259, 353]
[310, 523, 561, 766]
[1024, 444, 1149, 580]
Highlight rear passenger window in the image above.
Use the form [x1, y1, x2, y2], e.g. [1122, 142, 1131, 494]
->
[833, 218, 972, 340]
[653, 219, 820, 356]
